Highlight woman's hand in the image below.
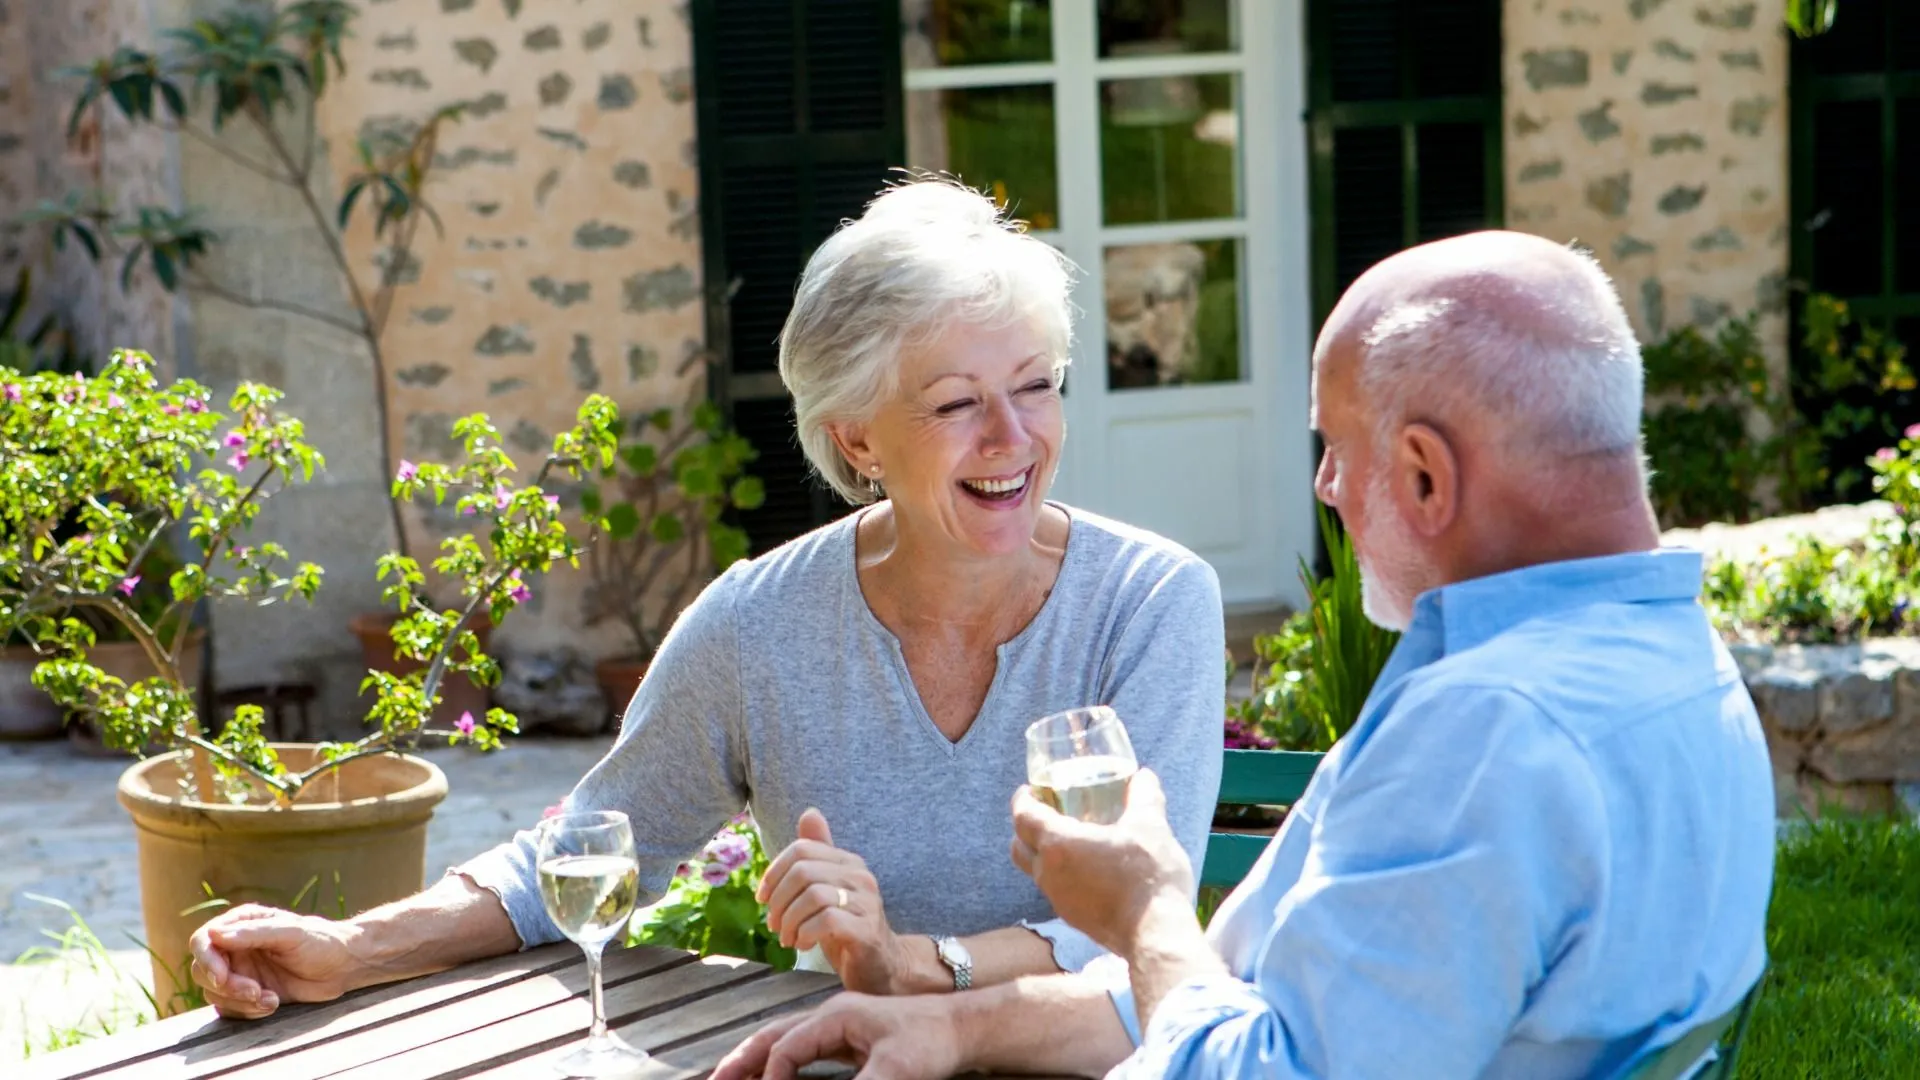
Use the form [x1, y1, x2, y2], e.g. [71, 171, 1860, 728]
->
[758, 808, 914, 994]
[188, 904, 366, 1018]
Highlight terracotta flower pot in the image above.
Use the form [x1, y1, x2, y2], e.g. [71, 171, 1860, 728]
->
[593, 656, 650, 724]
[349, 612, 491, 730]
[0, 644, 65, 740]
[118, 744, 448, 1015]
[67, 630, 207, 757]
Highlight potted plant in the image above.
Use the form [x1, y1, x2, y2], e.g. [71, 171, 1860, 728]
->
[579, 399, 762, 719]
[0, 350, 619, 1012]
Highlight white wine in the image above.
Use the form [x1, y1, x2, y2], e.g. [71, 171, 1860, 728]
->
[538, 854, 639, 943]
[1033, 754, 1136, 825]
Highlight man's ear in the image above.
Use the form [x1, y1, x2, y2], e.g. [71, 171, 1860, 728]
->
[1394, 422, 1459, 537]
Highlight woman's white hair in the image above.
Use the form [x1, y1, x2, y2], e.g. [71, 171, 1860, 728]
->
[779, 177, 1076, 504]
[1355, 244, 1644, 465]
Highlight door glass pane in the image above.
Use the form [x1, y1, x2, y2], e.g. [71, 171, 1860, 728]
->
[902, 0, 1053, 69]
[1098, 0, 1235, 58]
[1810, 99, 1884, 299]
[1100, 73, 1238, 224]
[1104, 238, 1241, 389]
[906, 85, 1060, 228]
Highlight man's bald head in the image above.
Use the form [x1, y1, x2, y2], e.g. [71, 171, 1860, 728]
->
[1314, 231, 1643, 468]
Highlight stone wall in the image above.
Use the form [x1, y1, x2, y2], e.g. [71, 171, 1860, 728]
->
[1504, 0, 1790, 364]
[0, 0, 177, 371]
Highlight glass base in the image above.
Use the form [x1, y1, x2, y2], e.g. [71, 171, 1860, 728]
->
[554, 1031, 649, 1077]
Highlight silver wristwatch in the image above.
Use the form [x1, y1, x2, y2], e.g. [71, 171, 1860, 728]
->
[929, 934, 973, 991]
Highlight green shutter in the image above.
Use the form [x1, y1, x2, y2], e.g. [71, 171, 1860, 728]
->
[1306, 0, 1503, 328]
[691, 0, 904, 553]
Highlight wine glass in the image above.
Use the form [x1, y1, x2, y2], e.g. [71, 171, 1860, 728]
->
[537, 810, 647, 1076]
[1025, 706, 1139, 825]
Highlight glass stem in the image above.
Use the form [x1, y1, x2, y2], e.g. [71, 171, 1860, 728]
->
[585, 941, 609, 1042]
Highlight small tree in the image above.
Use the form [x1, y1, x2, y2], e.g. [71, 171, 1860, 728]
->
[22, 0, 454, 564]
[0, 351, 620, 805]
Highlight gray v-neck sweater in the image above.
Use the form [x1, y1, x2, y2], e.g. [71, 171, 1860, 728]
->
[458, 503, 1225, 973]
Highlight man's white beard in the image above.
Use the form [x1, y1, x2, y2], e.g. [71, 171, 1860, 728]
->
[1355, 473, 1436, 631]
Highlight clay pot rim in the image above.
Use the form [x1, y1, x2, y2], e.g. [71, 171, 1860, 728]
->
[3, 626, 207, 660]
[117, 743, 449, 835]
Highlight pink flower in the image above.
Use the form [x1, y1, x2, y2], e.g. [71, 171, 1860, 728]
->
[161, 404, 181, 416]
[541, 803, 565, 820]
[700, 862, 733, 886]
[1878, 448, 1899, 462]
[228, 451, 249, 471]
[674, 862, 693, 880]
[456, 711, 477, 736]
[223, 431, 246, 448]
[107, 393, 123, 409]
[543, 495, 560, 511]
[703, 831, 753, 873]
[2, 384, 19, 403]
[506, 571, 531, 603]
[460, 502, 477, 516]
[117, 575, 140, 596]
[57, 391, 73, 404]
[184, 398, 206, 414]
[1907, 423, 1920, 441]
[493, 486, 512, 510]
[396, 459, 417, 483]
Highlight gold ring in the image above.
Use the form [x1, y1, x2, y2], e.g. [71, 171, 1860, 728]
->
[836, 887, 849, 909]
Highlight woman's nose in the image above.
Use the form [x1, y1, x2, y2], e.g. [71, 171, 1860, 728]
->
[980, 396, 1032, 457]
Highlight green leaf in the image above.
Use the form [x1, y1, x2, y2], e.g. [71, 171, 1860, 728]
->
[605, 502, 641, 540]
[579, 488, 603, 516]
[709, 525, 750, 569]
[729, 476, 765, 510]
[620, 443, 658, 476]
[649, 512, 685, 545]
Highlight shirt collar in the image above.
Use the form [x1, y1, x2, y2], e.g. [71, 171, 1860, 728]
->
[1407, 547, 1706, 656]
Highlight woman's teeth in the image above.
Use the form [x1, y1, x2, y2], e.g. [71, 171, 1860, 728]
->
[962, 472, 1028, 496]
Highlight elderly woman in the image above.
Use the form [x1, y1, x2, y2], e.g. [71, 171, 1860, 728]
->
[185, 180, 1225, 1018]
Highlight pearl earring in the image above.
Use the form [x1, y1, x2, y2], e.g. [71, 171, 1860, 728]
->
[867, 464, 882, 495]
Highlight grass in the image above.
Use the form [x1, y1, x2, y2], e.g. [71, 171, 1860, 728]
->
[10, 895, 156, 1059]
[1741, 817, 1920, 1076]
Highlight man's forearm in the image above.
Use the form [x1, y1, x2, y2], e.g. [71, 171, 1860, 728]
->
[948, 973, 1137, 1078]
[342, 873, 522, 991]
[1123, 896, 1229, 1034]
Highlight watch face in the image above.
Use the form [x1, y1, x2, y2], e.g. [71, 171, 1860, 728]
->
[940, 938, 972, 967]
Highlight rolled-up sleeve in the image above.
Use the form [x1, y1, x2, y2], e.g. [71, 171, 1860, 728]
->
[1114, 684, 1607, 1079]
[455, 569, 752, 948]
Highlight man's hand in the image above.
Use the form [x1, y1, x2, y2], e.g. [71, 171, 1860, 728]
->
[1010, 768, 1196, 958]
[759, 809, 915, 994]
[188, 904, 366, 1018]
[711, 992, 962, 1080]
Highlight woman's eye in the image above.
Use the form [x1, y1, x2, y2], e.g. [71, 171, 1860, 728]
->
[935, 399, 973, 416]
[1021, 380, 1054, 394]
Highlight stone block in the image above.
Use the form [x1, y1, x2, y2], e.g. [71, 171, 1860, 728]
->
[1749, 666, 1819, 732]
[1808, 717, 1920, 784]
[1785, 775, 1897, 820]
[493, 647, 607, 737]
[1816, 659, 1897, 735]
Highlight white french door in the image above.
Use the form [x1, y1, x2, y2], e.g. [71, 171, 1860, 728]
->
[901, 0, 1316, 607]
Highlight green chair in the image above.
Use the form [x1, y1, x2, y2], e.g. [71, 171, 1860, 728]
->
[1199, 748, 1325, 890]
[1624, 974, 1765, 1080]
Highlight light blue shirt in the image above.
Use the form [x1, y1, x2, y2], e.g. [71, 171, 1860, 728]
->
[1111, 549, 1775, 1079]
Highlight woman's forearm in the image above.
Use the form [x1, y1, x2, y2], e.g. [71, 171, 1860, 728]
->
[889, 924, 1063, 994]
[341, 873, 524, 991]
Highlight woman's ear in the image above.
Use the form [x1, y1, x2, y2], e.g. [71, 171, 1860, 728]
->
[827, 420, 876, 477]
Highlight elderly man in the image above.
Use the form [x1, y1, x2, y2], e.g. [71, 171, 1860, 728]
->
[714, 231, 1776, 1080]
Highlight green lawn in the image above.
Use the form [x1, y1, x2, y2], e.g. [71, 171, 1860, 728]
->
[1743, 818, 1920, 1076]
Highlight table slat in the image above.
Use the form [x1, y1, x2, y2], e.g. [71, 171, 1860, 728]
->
[197, 945, 691, 1080]
[49, 944, 590, 1080]
[311, 954, 779, 1080]
[472, 968, 841, 1079]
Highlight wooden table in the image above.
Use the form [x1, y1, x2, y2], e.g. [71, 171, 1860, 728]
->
[26, 943, 851, 1080]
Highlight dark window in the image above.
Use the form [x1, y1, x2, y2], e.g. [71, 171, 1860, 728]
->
[1790, 0, 1920, 496]
[692, 1, 904, 553]
[1306, 0, 1503, 327]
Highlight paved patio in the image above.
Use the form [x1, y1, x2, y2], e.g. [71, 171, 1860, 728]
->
[0, 735, 614, 1063]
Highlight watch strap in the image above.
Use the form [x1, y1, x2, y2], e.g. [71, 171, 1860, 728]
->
[928, 934, 972, 991]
